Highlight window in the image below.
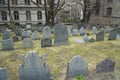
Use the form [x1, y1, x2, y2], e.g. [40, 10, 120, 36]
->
[12, 0, 17, 5]
[25, 0, 30, 4]
[107, 7, 112, 16]
[0, 0, 5, 4]
[26, 11, 31, 20]
[36, 0, 41, 4]
[1, 11, 7, 20]
[107, 0, 113, 3]
[14, 11, 19, 20]
[37, 11, 42, 20]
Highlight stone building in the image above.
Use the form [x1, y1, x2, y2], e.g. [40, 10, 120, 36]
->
[88, 0, 120, 25]
[0, 0, 46, 27]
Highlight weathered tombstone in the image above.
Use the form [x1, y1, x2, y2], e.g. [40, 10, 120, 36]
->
[72, 29, 78, 36]
[89, 38, 95, 42]
[72, 23, 78, 30]
[0, 68, 8, 80]
[108, 30, 117, 40]
[38, 26, 43, 32]
[96, 31, 104, 41]
[2, 31, 10, 40]
[41, 26, 52, 47]
[21, 31, 30, 40]
[22, 38, 33, 49]
[83, 34, 89, 42]
[100, 28, 104, 32]
[79, 27, 86, 36]
[6, 28, 11, 35]
[54, 22, 69, 46]
[96, 59, 115, 73]
[27, 30, 32, 36]
[92, 26, 97, 34]
[2, 38, 14, 50]
[12, 36, 19, 42]
[32, 31, 40, 40]
[19, 51, 52, 80]
[15, 28, 22, 36]
[66, 55, 88, 79]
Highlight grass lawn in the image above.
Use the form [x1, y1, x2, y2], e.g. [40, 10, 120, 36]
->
[0, 32, 120, 80]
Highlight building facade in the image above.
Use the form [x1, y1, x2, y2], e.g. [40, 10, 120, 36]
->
[89, 0, 120, 25]
[0, 0, 46, 27]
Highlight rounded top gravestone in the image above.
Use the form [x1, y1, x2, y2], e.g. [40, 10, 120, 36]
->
[42, 26, 51, 39]
[92, 26, 97, 34]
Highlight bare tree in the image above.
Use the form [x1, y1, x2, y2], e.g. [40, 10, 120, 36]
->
[31, 0, 65, 26]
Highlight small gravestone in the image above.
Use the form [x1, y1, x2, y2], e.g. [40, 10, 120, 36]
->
[89, 38, 95, 42]
[32, 31, 40, 40]
[54, 22, 69, 46]
[2, 38, 14, 50]
[72, 29, 78, 36]
[108, 30, 117, 40]
[21, 31, 30, 40]
[15, 28, 22, 36]
[92, 26, 97, 34]
[83, 34, 89, 42]
[12, 36, 19, 42]
[100, 28, 104, 32]
[41, 26, 52, 47]
[72, 23, 78, 30]
[0, 68, 8, 80]
[22, 38, 33, 49]
[96, 59, 115, 73]
[19, 51, 52, 80]
[38, 26, 43, 32]
[66, 55, 88, 79]
[2, 31, 10, 40]
[96, 31, 104, 41]
[27, 30, 32, 36]
[79, 27, 86, 36]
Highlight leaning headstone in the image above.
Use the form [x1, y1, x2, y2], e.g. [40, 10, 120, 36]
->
[32, 31, 40, 40]
[83, 34, 89, 42]
[96, 31, 104, 41]
[19, 51, 52, 80]
[2, 38, 14, 50]
[108, 30, 117, 40]
[2, 31, 10, 40]
[92, 26, 97, 34]
[72, 29, 78, 36]
[79, 27, 86, 36]
[22, 38, 33, 49]
[96, 59, 115, 73]
[41, 26, 52, 47]
[66, 55, 88, 79]
[0, 68, 8, 80]
[54, 22, 69, 46]
[21, 31, 30, 40]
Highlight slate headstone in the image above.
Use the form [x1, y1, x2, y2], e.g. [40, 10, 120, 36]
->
[72, 23, 78, 30]
[96, 31, 104, 41]
[79, 27, 86, 36]
[96, 59, 115, 73]
[21, 31, 30, 40]
[2, 31, 10, 40]
[89, 38, 95, 42]
[2, 38, 14, 50]
[72, 29, 78, 36]
[54, 22, 69, 46]
[32, 31, 40, 40]
[92, 26, 97, 34]
[22, 38, 33, 49]
[15, 28, 22, 36]
[19, 51, 52, 80]
[83, 34, 89, 42]
[0, 68, 8, 80]
[66, 55, 88, 79]
[108, 30, 117, 40]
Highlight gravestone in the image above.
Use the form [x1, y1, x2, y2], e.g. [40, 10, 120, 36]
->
[89, 38, 95, 42]
[72, 23, 78, 30]
[66, 55, 88, 79]
[0, 68, 8, 80]
[27, 30, 32, 36]
[83, 34, 89, 42]
[12, 36, 19, 42]
[41, 26, 52, 47]
[38, 26, 43, 32]
[96, 59, 115, 73]
[2, 38, 14, 50]
[116, 33, 120, 39]
[22, 38, 33, 49]
[54, 22, 69, 46]
[96, 31, 104, 41]
[72, 29, 78, 36]
[92, 26, 97, 34]
[15, 28, 22, 36]
[79, 27, 86, 36]
[21, 31, 30, 40]
[19, 51, 52, 80]
[108, 30, 117, 40]
[2, 31, 10, 40]
[104, 26, 110, 33]
[32, 31, 40, 40]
